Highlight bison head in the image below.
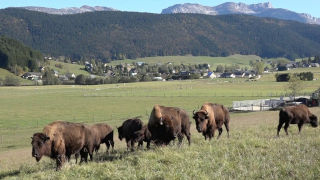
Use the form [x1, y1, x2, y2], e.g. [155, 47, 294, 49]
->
[310, 114, 318, 127]
[117, 126, 123, 140]
[193, 110, 209, 133]
[31, 133, 50, 162]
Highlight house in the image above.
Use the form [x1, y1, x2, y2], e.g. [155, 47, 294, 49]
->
[129, 68, 138, 76]
[207, 72, 216, 79]
[136, 62, 145, 66]
[58, 75, 69, 81]
[39, 66, 45, 72]
[85, 62, 93, 72]
[66, 73, 76, 80]
[21, 72, 42, 80]
[220, 73, 235, 78]
[311, 63, 320, 67]
[52, 70, 59, 77]
[234, 71, 245, 78]
[244, 71, 256, 78]
[152, 77, 163, 81]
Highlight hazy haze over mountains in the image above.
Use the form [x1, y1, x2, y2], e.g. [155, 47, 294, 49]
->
[161, 2, 320, 25]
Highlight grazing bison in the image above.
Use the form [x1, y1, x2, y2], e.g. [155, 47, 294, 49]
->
[148, 105, 191, 146]
[31, 121, 87, 170]
[117, 118, 144, 151]
[193, 103, 230, 140]
[79, 123, 114, 163]
[277, 104, 318, 136]
[135, 125, 152, 149]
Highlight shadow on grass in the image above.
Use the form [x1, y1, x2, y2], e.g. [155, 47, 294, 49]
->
[0, 170, 20, 179]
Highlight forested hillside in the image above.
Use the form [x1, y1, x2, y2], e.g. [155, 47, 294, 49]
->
[0, 36, 43, 72]
[0, 8, 320, 61]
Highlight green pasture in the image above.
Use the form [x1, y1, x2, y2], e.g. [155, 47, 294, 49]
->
[1, 108, 319, 179]
[47, 60, 90, 76]
[0, 72, 319, 152]
[0, 68, 34, 86]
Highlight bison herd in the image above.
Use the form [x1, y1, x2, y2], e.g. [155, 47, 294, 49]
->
[31, 103, 318, 170]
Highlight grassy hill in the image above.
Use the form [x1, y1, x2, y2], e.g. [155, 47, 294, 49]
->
[0, 68, 34, 86]
[47, 60, 90, 76]
[1, 8, 320, 60]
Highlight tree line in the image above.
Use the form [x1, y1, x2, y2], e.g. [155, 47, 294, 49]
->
[0, 9, 320, 61]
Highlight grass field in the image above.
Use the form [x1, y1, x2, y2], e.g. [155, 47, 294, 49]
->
[47, 60, 90, 76]
[0, 68, 34, 86]
[106, 54, 290, 69]
[0, 60, 319, 179]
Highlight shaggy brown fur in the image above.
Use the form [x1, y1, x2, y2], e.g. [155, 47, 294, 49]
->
[31, 121, 87, 170]
[148, 105, 191, 146]
[193, 103, 230, 140]
[277, 104, 318, 136]
[117, 118, 144, 151]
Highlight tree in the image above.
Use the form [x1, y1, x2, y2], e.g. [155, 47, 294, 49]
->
[254, 61, 265, 75]
[43, 69, 60, 85]
[4, 76, 20, 86]
[287, 75, 303, 98]
[216, 65, 225, 73]
[75, 74, 87, 85]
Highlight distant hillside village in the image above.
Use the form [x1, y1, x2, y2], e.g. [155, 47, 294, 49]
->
[11, 55, 319, 86]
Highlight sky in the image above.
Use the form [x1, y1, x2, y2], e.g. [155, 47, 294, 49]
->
[0, 0, 319, 18]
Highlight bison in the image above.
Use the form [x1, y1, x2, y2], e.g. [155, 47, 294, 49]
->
[117, 118, 144, 151]
[277, 104, 318, 136]
[31, 121, 87, 170]
[148, 105, 191, 146]
[135, 125, 152, 149]
[193, 103, 230, 140]
[79, 123, 114, 163]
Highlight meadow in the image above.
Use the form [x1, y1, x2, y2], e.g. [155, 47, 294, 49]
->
[0, 61, 319, 179]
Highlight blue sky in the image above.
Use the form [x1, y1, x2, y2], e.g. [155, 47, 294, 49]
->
[0, 0, 319, 17]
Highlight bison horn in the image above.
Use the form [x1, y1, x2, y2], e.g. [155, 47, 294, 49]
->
[193, 110, 196, 115]
[160, 117, 163, 125]
[204, 110, 208, 115]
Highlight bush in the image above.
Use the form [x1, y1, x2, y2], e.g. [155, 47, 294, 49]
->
[275, 73, 290, 82]
[4, 76, 20, 86]
[75, 74, 86, 85]
[298, 72, 313, 81]
[43, 69, 60, 85]
[190, 74, 200, 79]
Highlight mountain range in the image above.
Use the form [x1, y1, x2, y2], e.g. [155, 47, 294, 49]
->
[12, 2, 320, 25]
[1, 8, 320, 61]
[19, 5, 117, 15]
[162, 2, 320, 25]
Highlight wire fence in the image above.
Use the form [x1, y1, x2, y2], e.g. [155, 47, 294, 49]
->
[232, 96, 311, 112]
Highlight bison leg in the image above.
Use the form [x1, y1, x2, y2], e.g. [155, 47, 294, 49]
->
[284, 122, 290, 136]
[138, 140, 143, 148]
[177, 133, 184, 146]
[110, 140, 115, 152]
[80, 150, 88, 163]
[130, 140, 136, 151]
[277, 120, 285, 137]
[224, 121, 230, 138]
[126, 140, 131, 151]
[217, 128, 223, 139]
[56, 154, 66, 171]
[105, 141, 110, 152]
[75, 153, 79, 164]
[298, 123, 304, 134]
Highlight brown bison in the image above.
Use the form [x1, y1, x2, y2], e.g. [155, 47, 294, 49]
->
[135, 125, 152, 149]
[193, 103, 230, 140]
[31, 121, 87, 170]
[117, 118, 144, 151]
[80, 123, 114, 163]
[277, 104, 318, 136]
[148, 105, 191, 146]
